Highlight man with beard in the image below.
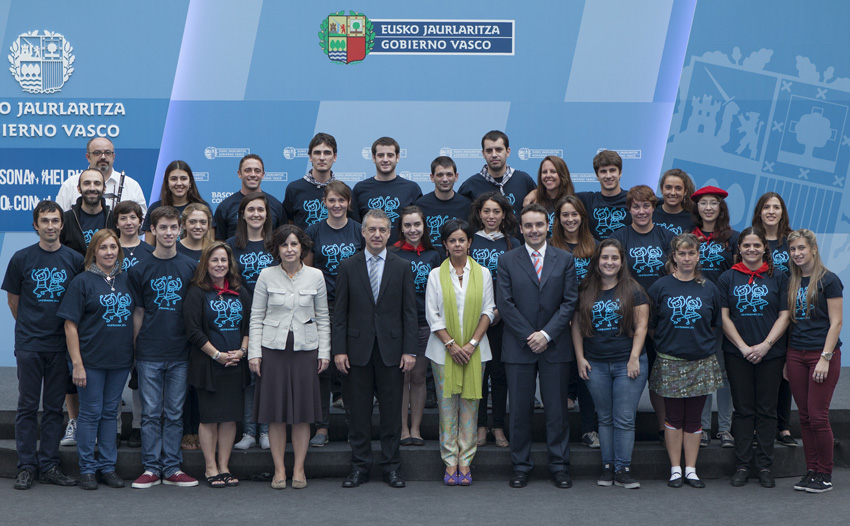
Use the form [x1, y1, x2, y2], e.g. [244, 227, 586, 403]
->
[60, 169, 116, 255]
[214, 154, 286, 240]
[56, 137, 148, 218]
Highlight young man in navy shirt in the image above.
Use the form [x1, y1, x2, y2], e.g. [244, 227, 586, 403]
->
[352, 137, 422, 244]
[3, 200, 84, 489]
[457, 130, 536, 219]
[283, 132, 342, 230]
[578, 150, 630, 240]
[415, 156, 471, 256]
[128, 206, 198, 488]
[213, 154, 285, 240]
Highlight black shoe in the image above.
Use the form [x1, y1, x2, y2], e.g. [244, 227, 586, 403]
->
[597, 463, 615, 487]
[550, 470, 572, 489]
[776, 432, 799, 447]
[425, 390, 438, 409]
[127, 428, 142, 448]
[399, 437, 414, 446]
[668, 474, 683, 488]
[342, 470, 370, 488]
[100, 471, 125, 488]
[38, 465, 78, 486]
[805, 472, 833, 493]
[794, 470, 815, 491]
[730, 469, 748, 487]
[382, 470, 405, 488]
[686, 475, 706, 488]
[758, 470, 775, 488]
[614, 467, 640, 489]
[80, 473, 98, 490]
[509, 470, 529, 488]
[14, 469, 34, 490]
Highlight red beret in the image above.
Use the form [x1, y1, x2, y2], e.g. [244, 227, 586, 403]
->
[691, 185, 728, 202]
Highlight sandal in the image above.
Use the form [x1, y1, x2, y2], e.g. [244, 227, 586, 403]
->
[493, 429, 509, 448]
[181, 435, 198, 451]
[444, 470, 458, 486]
[476, 428, 488, 447]
[219, 472, 239, 487]
[205, 473, 225, 488]
[458, 470, 472, 486]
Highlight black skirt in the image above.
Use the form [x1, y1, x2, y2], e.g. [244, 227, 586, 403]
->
[196, 368, 244, 423]
[253, 333, 322, 424]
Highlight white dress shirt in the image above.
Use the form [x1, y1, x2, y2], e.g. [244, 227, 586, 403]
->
[524, 242, 552, 342]
[424, 260, 495, 365]
[56, 168, 148, 217]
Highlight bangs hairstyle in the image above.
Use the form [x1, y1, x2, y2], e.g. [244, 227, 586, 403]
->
[551, 195, 595, 258]
[533, 156, 574, 211]
[160, 160, 203, 207]
[440, 219, 475, 250]
[309, 132, 337, 154]
[323, 180, 352, 210]
[149, 205, 181, 228]
[577, 239, 640, 338]
[469, 191, 518, 245]
[787, 229, 828, 321]
[234, 192, 272, 249]
[84, 228, 124, 270]
[33, 200, 64, 225]
[192, 241, 242, 291]
[268, 224, 313, 262]
[593, 150, 622, 175]
[659, 168, 695, 212]
[626, 185, 658, 209]
[113, 200, 143, 222]
[394, 205, 434, 251]
[691, 193, 733, 247]
[180, 203, 214, 249]
[752, 192, 791, 242]
[733, 226, 774, 275]
[665, 232, 705, 285]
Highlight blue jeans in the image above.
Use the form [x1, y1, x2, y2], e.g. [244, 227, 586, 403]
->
[76, 367, 131, 474]
[584, 355, 648, 471]
[136, 360, 188, 478]
[243, 372, 268, 437]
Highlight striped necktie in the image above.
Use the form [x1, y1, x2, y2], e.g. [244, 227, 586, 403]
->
[532, 250, 542, 281]
[369, 255, 380, 302]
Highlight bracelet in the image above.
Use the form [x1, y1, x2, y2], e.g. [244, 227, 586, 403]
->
[444, 339, 455, 348]
[766, 338, 774, 346]
[213, 351, 221, 361]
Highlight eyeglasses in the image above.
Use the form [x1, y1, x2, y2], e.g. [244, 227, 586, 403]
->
[88, 150, 114, 157]
[698, 200, 721, 208]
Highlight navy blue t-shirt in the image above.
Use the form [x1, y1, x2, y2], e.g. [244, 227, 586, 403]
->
[611, 225, 675, 292]
[577, 190, 631, 240]
[78, 209, 106, 249]
[457, 169, 535, 219]
[415, 191, 472, 250]
[653, 207, 693, 236]
[283, 177, 330, 230]
[565, 240, 598, 283]
[648, 275, 721, 361]
[717, 268, 788, 360]
[789, 271, 843, 351]
[582, 288, 648, 362]
[469, 234, 519, 287]
[695, 230, 739, 284]
[305, 220, 363, 301]
[176, 242, 204, 263]
[1, 243, 84, 353]
[128, 253, 197, 361]
[213, 190, 285, 241]
[57, 271, 135, 369]
[121, 242, 155, 271]
[142, 199, 214, 233]
[226, 238, 275, 295]
[391, 247, 442, 325]
[352, 176, 422, 243]
[768, 238, 791, 276]
[201, 289, 245, 353]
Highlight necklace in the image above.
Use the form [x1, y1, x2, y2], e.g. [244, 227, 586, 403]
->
[123, 243, 139, 258]
[103, 275, 115, 291]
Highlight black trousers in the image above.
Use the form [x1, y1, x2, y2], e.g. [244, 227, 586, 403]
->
[477, 322, 508, 429]
[16, 350, 69, 472]
[343, 343, 403, 474]
[725, 351, 784, 470]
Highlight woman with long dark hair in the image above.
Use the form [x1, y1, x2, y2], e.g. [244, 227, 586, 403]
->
[551, 195, 597, 283]
[468, 192, 518, 449]
[523, 156, 575, 235]
[717, 227, 790, 488]
[571, 239, 648, 489]
[143, 160, 212, 245]
[654, 168, 695, 235]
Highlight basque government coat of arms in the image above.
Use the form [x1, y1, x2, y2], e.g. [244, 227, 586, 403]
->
[8, 30, 75, 94]
[319, 11, 375, 64]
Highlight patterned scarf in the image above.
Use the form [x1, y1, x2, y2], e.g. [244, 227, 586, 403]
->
[87, 262, 121, 279]
[303, 169, 335, 188]
[478, 165, 514, 195]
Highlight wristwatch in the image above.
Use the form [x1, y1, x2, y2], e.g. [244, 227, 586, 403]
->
[821, 351, 834, 361]
[469, 338, 479, 348]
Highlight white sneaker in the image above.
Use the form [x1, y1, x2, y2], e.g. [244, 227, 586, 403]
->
[233, 433, 256, 450]
[259, 432, 270, 450]
[60, 419, 77, 446]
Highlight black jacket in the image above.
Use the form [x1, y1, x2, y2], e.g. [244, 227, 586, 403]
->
[60, 196, 115, 256]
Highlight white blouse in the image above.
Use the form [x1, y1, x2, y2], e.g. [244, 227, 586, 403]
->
[424, 261, 495, 365]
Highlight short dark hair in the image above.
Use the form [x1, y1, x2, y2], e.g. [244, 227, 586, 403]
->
[33, 200, 64, 225]
[430, 156, 457, 174]
[268, 224, 312, 262]
[481, 130, 509, 149]
[150, 205, 181, 228]
[440, 219, 475, 249]
[238, 153, 264, 172]
[113, 200, 143, 221]
[626, 185, 658, 209]
[309, 133, 338, 154]
[371, 136, 400, 156]
[323, 180, 352, 205]
[593, 150, 622, 175]
[520, 203, 549, 224]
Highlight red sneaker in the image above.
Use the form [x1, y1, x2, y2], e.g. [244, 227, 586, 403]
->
[131, 471, 161, 489]
[162, 471, 198, 487]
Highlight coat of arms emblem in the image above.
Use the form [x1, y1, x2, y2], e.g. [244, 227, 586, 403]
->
[8, 30, 75, 94]
[319, 11, 374, 64]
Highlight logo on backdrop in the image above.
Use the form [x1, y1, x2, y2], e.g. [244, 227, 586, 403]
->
[8, 31, 75, 94]
[319, 11, 375, 64]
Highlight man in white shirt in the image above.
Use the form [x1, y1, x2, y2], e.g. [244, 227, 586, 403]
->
[56, 137, 148, 218]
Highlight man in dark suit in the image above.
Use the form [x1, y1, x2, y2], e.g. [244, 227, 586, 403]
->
[496, 203, 578, 489]
[333, 208, 418, 488]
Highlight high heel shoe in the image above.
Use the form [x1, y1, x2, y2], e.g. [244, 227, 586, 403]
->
[457, 469, 472, 486]
[444, 469, 458, 486]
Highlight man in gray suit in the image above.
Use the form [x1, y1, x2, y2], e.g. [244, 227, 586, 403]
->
[496, 203, 578, 488]
[333, 209, 418, 488]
